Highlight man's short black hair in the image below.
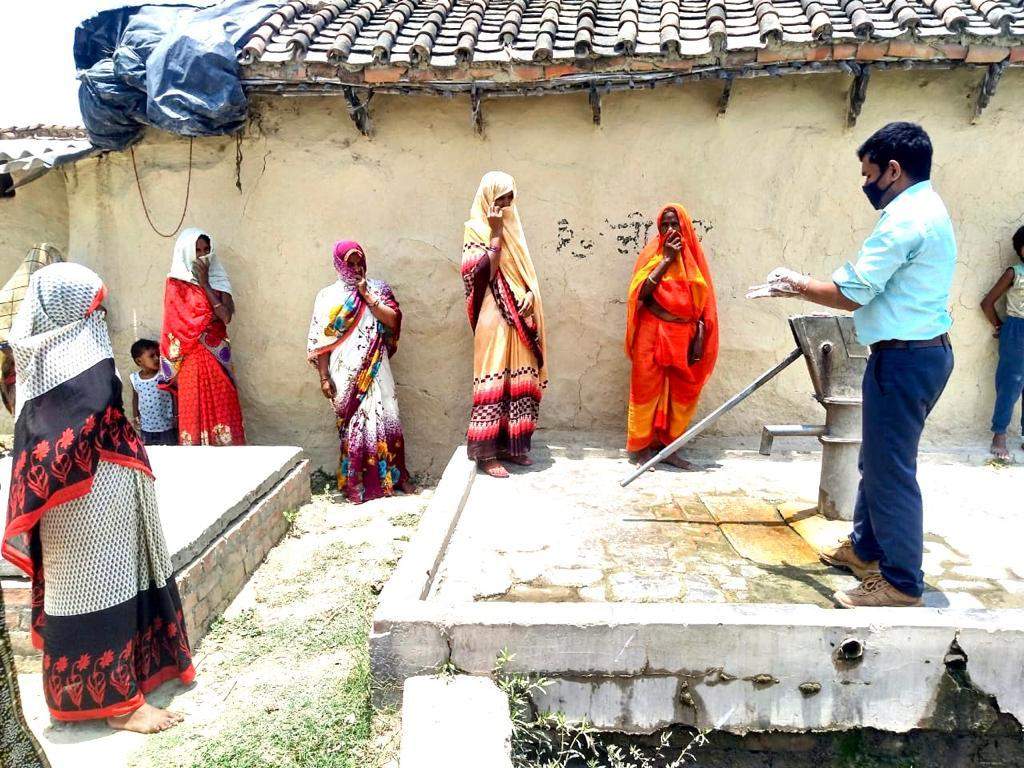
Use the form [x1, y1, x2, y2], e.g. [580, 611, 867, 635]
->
[130, 338, 159, 361]
[857, 122, 932, 182]
[1013, 226, 1024, 261]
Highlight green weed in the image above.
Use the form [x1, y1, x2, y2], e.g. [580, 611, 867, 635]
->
[493, 649, 706, 768]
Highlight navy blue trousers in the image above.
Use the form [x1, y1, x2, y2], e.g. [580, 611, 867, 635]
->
[850, 342, 954, 597]
[991, 316, 1024, 434]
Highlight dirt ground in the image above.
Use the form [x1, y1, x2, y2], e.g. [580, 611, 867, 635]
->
[20, 485, 429, 768]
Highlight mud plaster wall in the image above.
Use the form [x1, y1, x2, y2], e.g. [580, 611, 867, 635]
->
[64, 68, 1024, 475]
[0, 169, 69, 434]
[0, 170, 69, 272]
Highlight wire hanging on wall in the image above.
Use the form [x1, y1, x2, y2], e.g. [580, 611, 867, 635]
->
[130, 137, 193, 238]
[235, 132, 243, 193]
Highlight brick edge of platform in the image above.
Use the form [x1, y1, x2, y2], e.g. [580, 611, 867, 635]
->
[176, 458, 311, 645]
[3, 459, 312, 658]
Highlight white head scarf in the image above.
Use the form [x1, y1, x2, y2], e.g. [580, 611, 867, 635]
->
[168, 227, 233, 294]
[8, 262, 113, 422]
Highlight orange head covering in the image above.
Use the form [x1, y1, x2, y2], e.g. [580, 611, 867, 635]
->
[625, 203, 719, 372]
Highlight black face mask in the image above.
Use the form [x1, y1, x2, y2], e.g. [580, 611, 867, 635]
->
[862, 172, 894, 210]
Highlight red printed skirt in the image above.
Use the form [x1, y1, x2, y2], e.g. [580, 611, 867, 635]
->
[176, 346, 246, 447]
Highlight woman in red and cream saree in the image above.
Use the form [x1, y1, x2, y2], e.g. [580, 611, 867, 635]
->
[158, 228, 245, 446]
[3, 263, 193, 733]
[625, 204, 719, 469]
[461, 172, 548, 478]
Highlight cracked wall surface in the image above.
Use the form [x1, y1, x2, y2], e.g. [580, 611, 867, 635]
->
[61, 68, 1024, 473]
[373, 604, 1024, 734]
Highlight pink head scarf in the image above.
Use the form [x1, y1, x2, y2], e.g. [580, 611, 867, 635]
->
[333, 241, 365, 287]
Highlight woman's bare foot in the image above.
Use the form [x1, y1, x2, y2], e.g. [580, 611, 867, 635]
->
[398, 477, 418, 494]
[660, 452, 696, 471]
[479, 459, 509, 478]
[991, 433, 1011, 461]
[107, 702, 184, 734]
[630, 448, 656, 471]
[500, 453, 533, 466]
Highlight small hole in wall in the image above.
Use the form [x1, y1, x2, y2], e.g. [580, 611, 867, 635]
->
[834, 636, 865, 667]
[0, 173, 14, 199]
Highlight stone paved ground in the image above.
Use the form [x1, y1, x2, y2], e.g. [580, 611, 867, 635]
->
[430, 430, 1024, 610]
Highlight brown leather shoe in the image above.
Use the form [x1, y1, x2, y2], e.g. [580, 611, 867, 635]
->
[819, 537, 880, 580]
[834, 573, 923, 608]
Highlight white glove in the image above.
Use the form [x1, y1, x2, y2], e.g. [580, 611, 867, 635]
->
[746, 267, 810, 299]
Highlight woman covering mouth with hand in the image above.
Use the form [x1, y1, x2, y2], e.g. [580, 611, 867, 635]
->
[460, 171, 548, 478]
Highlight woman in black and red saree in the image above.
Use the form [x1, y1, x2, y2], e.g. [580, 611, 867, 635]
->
[1, 263, 193, 734]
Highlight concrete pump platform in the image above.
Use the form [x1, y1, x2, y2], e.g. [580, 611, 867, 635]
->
[372, 431, 1024, 736]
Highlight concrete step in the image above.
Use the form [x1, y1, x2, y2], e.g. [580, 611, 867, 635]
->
[400, 675, 512, 768]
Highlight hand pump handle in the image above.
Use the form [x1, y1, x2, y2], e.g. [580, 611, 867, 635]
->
[620, 347, 803, 487]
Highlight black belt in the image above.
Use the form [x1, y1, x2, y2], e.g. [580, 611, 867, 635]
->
[870, 333, 950, 353]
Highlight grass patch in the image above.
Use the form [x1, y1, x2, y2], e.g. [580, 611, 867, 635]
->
[129, 496, 415, 768]
[134, 588, 378, 768]
[389, 511, 422, 528]
[187, 655, 373, 768]
[263, 582, 313, 609]
[198, 584, 371, 680]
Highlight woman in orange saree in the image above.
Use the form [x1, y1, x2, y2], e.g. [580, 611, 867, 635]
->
[158, 229, 245, 446]
[625, 204, 719, 469]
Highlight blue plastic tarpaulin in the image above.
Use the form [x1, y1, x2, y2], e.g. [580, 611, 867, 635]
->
[75, 0, 280, 150]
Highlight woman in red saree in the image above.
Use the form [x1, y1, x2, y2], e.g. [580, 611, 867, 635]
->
[625, 204, 719, 469]
[3, 263, 193, 733]
[159, 228, 245, 446]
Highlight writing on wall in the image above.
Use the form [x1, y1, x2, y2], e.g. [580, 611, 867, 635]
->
[556, 212, 712, 260]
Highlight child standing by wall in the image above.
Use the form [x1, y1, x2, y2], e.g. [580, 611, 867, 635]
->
[130, 338, 178, 446]
[980, 226, 1024, 461]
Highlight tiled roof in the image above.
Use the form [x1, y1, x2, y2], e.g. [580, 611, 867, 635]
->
[239, 0, 1024, 73]
[0, 125, 88, 140]
[0, 129, 95, 187]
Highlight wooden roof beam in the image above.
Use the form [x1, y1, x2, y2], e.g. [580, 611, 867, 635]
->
[717, 76, 733, 116]
[471, 89, 484, 134]
[846, 64, 870, 128]
[589, 83, 602, 125]
[343, 86, 373, 136]
[972, 61, 1006, 124]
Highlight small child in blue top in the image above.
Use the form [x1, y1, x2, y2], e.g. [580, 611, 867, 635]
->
[130, 338, 178, 446]
[980, 226, 1024, 460]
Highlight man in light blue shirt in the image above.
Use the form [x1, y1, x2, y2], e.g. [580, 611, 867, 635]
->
[754, 122, 955, 608]
[830, 179, 956, 346]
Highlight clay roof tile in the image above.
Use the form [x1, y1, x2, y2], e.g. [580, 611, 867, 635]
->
[240, 0, 1024, 77]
